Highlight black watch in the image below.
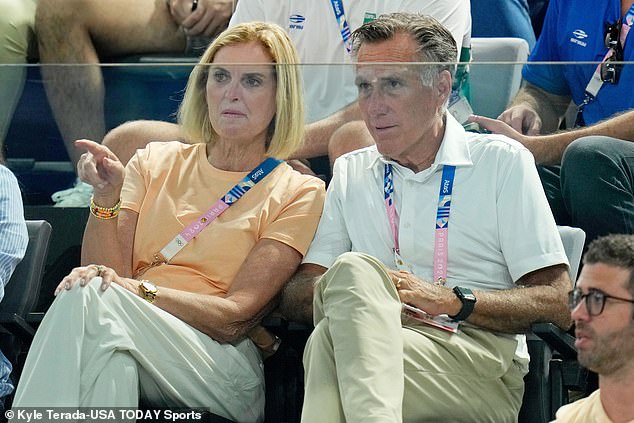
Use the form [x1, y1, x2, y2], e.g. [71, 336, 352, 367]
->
[449, 286, 476, 321]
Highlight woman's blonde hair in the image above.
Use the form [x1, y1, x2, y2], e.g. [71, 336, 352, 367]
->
[178, 22, 305, 160]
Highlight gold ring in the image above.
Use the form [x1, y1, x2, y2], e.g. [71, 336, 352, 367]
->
[396, 277, 403, 289]
[94, 265, 106, 277]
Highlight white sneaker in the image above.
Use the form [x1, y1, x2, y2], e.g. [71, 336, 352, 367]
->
[51, 179, 94, 207]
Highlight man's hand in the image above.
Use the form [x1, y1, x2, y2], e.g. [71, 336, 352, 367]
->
[168, 0, 232, 38]
[468, 115, 560, 165]
[388, 269, 461, 317]
[497, 104, 542, 135]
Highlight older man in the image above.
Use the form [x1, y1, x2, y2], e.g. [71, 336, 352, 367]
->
[281, 13, 572, 422]
[554, 234, 634, 423]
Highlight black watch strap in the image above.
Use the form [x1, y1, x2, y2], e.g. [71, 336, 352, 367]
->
[449, 286, 476, 321]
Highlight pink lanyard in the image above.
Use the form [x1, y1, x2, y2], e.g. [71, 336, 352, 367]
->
[384, 164, 456, 284]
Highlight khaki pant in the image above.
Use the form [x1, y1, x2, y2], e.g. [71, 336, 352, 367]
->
[0, 0, 37, 145]
[302, 252, 528, 423]
[13, 278, 264, 423]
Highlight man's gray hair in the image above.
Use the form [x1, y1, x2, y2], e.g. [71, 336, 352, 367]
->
[351, 12, 457, 86]
[584, 234, 634, 296]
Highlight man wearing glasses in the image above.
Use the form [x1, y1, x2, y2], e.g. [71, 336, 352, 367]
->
[470, 0, 634, 248]
[554, 234, 634, 423]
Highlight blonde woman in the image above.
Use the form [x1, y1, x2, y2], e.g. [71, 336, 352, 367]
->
[13, 22, 325, 423]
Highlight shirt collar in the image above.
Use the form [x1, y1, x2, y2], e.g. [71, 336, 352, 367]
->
[368, 113, 473, 173]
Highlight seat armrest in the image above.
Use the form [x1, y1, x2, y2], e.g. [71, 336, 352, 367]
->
[26, 312, 45, 325]
[531, 322, 577, 359]
[0, 312, 36, 338]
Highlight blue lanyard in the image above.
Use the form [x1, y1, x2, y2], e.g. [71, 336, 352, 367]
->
[383, 164, 456, 284]
[435, 165, 456, 229]
[160, 157, 282, 261]
[223, 157, 282, 204]
[330, 0, 353, 54]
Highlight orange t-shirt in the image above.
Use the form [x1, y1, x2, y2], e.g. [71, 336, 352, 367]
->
[121, 142, 325, 295]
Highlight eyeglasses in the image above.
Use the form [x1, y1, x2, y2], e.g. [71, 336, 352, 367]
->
[601, 20, 624, 84]
[568, 288, 634, 316]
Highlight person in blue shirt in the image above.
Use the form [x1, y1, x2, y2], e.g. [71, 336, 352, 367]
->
[0, 153, 28, 410]
[471, 0, 634, 247]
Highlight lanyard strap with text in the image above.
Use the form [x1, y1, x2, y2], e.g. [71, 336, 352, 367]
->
[384, 163, 400, 256]
[158, 157, 282, 263]
[330, 0, 353, 54]
[433, 165, 456, 285]
[383, 164, 456, 282]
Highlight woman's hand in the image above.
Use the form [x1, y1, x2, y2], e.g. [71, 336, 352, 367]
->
[75, 139, 125, 200]
[55, 264, 139, 297]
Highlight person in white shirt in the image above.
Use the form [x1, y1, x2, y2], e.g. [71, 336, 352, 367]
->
[0, 153, 28, 409]
[280, 13, 572, 422]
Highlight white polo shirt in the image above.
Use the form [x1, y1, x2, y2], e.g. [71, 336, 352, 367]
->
[304, 114, 568, 358]
[230, 0, 471, 122]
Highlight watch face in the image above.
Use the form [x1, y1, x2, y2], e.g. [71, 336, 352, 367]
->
[141, 281, 157, 293]
[455, 287, 476, 302]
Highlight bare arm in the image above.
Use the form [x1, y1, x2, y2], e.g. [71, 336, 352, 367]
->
[152, 238, 303, 342]
[500, 82, 571, 135]
[465, 264, 572, 332]
[82, 209, 136, 277]
[470, 109, 634, 165]
[291, 102, 362, 160]
[278, 263, 327, 325]
[69, 238, 303, 343]
[77, 140, 133, 276]
[396, 264, 572, 333]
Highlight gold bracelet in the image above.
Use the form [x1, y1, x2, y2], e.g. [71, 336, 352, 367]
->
[90, 196, 121, 220]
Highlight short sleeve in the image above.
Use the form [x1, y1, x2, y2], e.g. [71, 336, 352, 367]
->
[120, 148, 149, 213]
[496, 148, 568, 281]
[261, 177, 325, 256]
[302, 159, 353, 267]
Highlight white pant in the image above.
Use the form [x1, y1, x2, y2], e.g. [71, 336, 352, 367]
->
[13, 278, 265, 422]
[301, 252, 527, 423]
